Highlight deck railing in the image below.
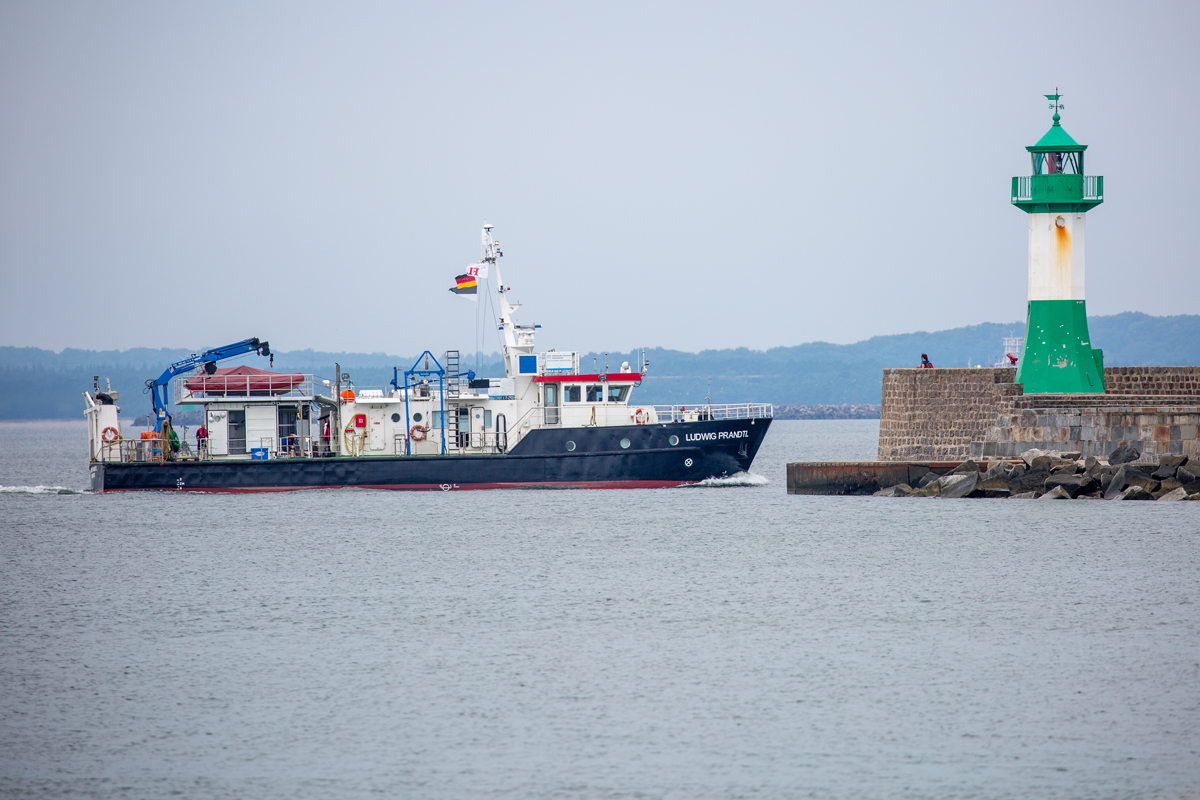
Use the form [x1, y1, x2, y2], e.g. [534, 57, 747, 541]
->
[651, 403, 774, 423]
[1011, 174, 1104, 204]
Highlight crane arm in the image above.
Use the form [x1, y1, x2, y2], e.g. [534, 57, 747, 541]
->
[149, 337, 271, 431]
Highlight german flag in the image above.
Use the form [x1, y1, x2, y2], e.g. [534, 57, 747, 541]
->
[449, 273, 478, 300]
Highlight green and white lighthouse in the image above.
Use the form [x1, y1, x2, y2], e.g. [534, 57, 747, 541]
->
[1011, 92, 1105, 393]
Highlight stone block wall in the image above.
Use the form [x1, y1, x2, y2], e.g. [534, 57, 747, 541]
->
[877, 368, 1019, 460]
[1103, 366, 1200, 396]
[973, 400, 1200, 460]
[879, 365, 1200, 462]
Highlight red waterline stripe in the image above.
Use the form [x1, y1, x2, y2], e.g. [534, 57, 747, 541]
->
[100, 479, 693, 493]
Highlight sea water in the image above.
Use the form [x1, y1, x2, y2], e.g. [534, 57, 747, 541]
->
[1, 421, 1197, 799]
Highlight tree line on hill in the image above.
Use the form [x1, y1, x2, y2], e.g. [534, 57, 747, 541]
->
[2, 312, 1197, 421]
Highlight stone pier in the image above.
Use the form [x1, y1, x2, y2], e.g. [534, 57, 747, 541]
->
[878, 366, 1200, 462]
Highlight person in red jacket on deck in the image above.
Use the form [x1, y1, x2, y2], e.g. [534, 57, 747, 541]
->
[918, 353, 934, 368]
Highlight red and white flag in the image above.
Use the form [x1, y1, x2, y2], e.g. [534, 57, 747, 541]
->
[466, 263, 489, 279]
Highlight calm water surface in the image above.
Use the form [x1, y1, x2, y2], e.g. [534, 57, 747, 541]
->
[1, 421, 1197, 799]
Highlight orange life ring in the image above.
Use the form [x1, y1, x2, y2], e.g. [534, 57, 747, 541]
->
[633, 408, 648, 425]
[410, 424, 428, 441]
[101, 426, 119, 442]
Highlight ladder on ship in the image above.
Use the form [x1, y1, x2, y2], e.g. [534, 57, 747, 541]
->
[444, 350, 461, 450]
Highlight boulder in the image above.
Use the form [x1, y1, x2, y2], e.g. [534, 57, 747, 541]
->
[1040, 485, 1071, 500]
[1084, 455, 1100, 473]
[1050, 463, 1081, 475]
[1177, 466, 1199, 484]
[1009, 462, 1027, 479]
[980, 462, 1010, 480]
[1181, 480, 1200, 496]
[978, 475, 1013, 492]
[1098, 467, 1117, 490]
[1059, 451, 1082, 460]
[938, 472, 978, 499]
[912, 481, 941, 497]
[873, 484, 913, 497]
[1044, 473, 1099, 499]
[1080, 491, 1105, 499]
[1032, 455, 1077, 473]
[1108, 444, 1141, 465]
[1011, 491, 1038, 499]
[917, 471, 940, 489]
[1128, 463, 1159, 476]
[951, 460, 980, 475]
[1158, 454, 1189, 470]
[1103, 466, 1128, 500]
[1157, 487, 1189, 502]
[1186, 493, 1200, 501]
[1152, 464, 1179, 480]
[1116, 485, 1155, 501]
[1125, 473, 1161, 494]
[1019, 448, 1050, 466]
[1009, 470, 1051, 495]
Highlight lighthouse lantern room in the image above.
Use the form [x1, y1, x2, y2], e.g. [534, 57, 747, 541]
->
[1011, 92, 1105, 394]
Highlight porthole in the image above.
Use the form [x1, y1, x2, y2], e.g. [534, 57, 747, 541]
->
[413, 412, 423, 422]
[619, 438, 631, 449]
[1055, 215, 1066, 228]
[566, 441, 576, 451]
[391, 413, 401, 423]
[669, 435, 679, 446]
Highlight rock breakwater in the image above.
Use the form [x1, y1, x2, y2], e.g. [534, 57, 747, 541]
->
[872, 449, 1200, 501]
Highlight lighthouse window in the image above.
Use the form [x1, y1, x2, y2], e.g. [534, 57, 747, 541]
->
[564, 385, 581, 403]
[607, 385, 629, 403]
[586, 385, 604, 402]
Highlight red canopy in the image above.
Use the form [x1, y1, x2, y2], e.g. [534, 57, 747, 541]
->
[184, 365, 305, 396]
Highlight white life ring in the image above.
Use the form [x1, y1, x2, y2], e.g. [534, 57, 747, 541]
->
[101, 426, 120, 442]
[633, 408, 648, 425]
[410, 424, 428, 442]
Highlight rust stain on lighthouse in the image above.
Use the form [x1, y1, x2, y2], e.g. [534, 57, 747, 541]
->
[1054, 216, 1071, 291]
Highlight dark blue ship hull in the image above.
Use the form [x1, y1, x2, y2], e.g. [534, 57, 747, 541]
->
[90, 418, 771, 492]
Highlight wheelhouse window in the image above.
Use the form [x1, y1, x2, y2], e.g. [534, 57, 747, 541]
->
[564, 385, 581, 402]
[586, 385, 604, 402]
[607, 385, 629, 403]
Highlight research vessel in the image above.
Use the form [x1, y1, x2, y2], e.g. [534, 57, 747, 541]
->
[85, 225, 772, 492]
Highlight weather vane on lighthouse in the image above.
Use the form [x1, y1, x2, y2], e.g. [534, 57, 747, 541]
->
[1010, 91, 1106, 394]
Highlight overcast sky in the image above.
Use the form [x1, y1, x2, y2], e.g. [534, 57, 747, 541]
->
[2, 1, 1197, 356]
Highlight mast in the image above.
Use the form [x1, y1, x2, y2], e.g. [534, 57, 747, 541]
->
[481, 224, 537, 378]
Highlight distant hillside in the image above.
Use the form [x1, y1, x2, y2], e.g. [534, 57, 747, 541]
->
[2, 312, 1197, 420]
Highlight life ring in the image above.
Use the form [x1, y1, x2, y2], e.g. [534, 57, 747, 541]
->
[101, 426, 120, 442]
[633, 408, 648, 425]
[410, 424, 428, 442]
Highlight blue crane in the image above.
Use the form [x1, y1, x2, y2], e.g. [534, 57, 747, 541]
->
[147, 337, 271, 433]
